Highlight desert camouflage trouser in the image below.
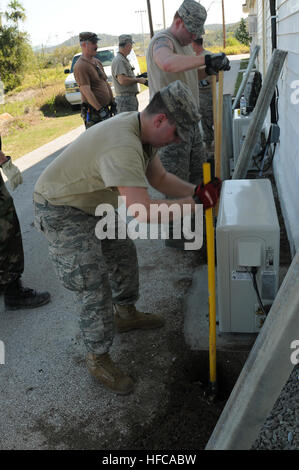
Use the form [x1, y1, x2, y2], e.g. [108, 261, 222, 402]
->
[158, 122, 206, 185]
[198, 87, 214, 147]
[0, 173, 24, 288]
[115, 95, 139, 113]
[34, 200, 139, 354]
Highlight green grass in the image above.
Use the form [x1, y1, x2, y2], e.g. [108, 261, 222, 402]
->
[137, 56, 147, 74]
[4, 113, 82, 160]
[208, 45, 250, 55]
[234, 58, 255, 97]
[7, 66, 66, 95]
[1, 58, 148, 159]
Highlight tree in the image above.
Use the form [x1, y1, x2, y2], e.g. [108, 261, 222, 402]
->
[5, 0, 26, 26]
[51, 45, 81, 67]
[235, 18, 250, 46]
[0, 0, 31, 91]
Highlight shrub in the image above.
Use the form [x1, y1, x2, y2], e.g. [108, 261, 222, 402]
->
[40, 91, 70, 116]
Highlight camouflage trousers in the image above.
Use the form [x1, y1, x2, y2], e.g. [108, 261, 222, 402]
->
[198, 88, 214, 147]
[115, 95, 138, 113]
[0, 173, 24, 288]
[80, 104, 112, 129]
[158, 122, 206, 185]
[34, 200, 139, 354]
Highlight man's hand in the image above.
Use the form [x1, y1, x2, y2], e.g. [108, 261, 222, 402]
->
[193, 178, 222, 210]
[205, 53, 230, 75]
[135, 77, 146, 86]
[110, 100, 117, 116]
[1, 157, 23, 190]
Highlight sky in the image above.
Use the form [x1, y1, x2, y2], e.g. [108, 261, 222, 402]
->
[0, 0, 247, 47]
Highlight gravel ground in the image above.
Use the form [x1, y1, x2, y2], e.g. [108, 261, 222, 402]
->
[250, 174, 298, 450]
[252, 365, 299, 450]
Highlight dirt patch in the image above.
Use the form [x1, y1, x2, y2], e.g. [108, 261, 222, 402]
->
[5, 88, 40, 103]
[124, 348, 248, 450]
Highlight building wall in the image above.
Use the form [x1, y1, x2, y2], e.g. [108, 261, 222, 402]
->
[247, 0, 299, 256]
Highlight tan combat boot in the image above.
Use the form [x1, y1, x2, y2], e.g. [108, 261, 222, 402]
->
[86, 352, 134, 395]
[114, 304, 165, 333]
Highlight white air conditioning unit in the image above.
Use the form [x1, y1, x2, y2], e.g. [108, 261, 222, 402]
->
[216, 179, 280, 333]
[232, 109, 260, 172]
[248, 14, 258, 35]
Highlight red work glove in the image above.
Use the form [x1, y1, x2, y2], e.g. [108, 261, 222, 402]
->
[193, 177, 222, 210]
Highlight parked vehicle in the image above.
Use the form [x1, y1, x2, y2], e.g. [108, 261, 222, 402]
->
[64, 46, 141, 107]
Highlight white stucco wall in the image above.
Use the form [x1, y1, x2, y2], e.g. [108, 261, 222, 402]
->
[275, 0, 299, 256]
[247, 0, 299, 256]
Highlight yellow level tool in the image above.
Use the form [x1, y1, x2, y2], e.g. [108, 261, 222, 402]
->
[203, 162, 217, 392]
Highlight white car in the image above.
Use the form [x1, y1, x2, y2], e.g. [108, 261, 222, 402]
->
[64, 46, 141, 107]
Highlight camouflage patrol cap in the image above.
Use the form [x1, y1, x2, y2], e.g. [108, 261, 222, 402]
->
[178, 0, 207, 37]
[79, 32, 100, 43]
[159, 80, 200, 142]
[119, 34, 135, 46]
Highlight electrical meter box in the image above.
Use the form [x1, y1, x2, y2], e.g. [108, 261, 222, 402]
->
[233, 109, 259, 170]
[216, 179, 280, 333]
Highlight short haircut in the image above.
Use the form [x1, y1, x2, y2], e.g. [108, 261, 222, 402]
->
[145, 91, 175, 125]
[193, 37, 203, 46]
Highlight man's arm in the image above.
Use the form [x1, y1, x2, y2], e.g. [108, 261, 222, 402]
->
[146, 155, 195, 198]
[117, 155, 196, 223]
[0, 150, 23, 190]
[0, 150, 8, 166]
[117, 74, 147, 86]
[153, 36, 205, 73]
[79, 85, 102, 110]
[117, 186, 195, 223]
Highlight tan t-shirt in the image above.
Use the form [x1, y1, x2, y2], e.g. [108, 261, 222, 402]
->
[146, 29, 199, 107]
[34, 113, 157, 215]
[74, 56, 113, 107]
[111, 52, 138, 96]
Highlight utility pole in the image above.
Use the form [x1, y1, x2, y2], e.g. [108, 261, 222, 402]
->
[135, 9, 146, 56]
[162, 0, 166, 28]
[146, 0, 154, 38]
[222, 0, 226, 49]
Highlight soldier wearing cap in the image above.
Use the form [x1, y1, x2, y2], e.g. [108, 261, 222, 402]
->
[147, 0, 230, 247]
[74, 32, 116, 129]
[192, 37, 215, 156]
[33, 80, 221, 396]
[111, 34, 147, 113]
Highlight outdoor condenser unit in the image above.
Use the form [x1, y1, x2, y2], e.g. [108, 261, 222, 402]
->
[232, 109, 260, 170]
[216, 179, 280, 333]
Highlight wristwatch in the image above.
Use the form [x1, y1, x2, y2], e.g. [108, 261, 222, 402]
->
[0, 155, 11, 168]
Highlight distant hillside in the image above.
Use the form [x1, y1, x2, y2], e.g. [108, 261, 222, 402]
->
[35, 20, 245, 54]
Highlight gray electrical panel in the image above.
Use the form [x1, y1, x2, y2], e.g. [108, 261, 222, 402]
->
[216, 179, 280, 333]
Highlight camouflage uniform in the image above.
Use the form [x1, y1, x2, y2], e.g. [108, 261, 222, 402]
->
[34, 200, 139, 355]
[115, 95, 138, 113]
[198, 79, 214, 149]
[0, 173, 24, 289]
[158, 124, 204, 185]
[111, 42, 139, 114]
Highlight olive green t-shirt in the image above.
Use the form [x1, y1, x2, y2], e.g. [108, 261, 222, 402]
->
[34, 112, 157, 215]
[111, 52, 138, 96]
[146, 29, 199, 107]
